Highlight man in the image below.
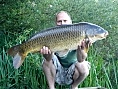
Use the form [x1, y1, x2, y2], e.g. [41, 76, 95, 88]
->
[40, 11, 91, 89]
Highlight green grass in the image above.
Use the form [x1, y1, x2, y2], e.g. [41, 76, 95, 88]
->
[0, 46, 118, 89]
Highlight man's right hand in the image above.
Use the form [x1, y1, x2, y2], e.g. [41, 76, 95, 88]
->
[40, 46, 52, 61]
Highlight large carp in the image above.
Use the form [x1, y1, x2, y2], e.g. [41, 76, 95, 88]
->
[8, 22, 108, 69]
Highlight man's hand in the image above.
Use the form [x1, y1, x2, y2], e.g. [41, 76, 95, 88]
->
[40, 46, 52, 61]
[77, 39, 92, 62]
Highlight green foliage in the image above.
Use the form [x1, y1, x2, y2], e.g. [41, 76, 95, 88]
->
[0, 0, 118, 89]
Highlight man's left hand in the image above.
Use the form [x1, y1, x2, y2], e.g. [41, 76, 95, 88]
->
[77, 39, 92, 62]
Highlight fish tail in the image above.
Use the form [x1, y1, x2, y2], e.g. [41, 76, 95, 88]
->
[8, 45, 27, 69]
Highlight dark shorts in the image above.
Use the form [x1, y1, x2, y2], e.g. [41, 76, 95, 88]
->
[52, 55, 77, 85]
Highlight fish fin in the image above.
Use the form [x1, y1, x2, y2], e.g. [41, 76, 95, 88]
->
[8, 45, 27, 69]
[84, 48, 89, 53]
[13, 52, 26, 69]
[84, 38, 91, 53]
[8, 45, 19, 57]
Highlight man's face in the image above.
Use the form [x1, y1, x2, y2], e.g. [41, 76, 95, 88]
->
[56, 12, 72, 26]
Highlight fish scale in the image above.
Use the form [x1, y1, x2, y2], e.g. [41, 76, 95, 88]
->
[8, 22, 108, 69]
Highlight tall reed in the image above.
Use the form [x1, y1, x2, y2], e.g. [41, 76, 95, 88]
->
[0, 46, 118, 89]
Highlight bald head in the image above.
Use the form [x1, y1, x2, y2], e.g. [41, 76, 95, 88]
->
[56, 11, 72, 26]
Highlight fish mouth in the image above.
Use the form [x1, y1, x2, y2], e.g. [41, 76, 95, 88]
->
[104, 31, 109, 37]
[96, 31, 109, 39]
[102, 31, 109, 39]
[87, 31, 109, 44]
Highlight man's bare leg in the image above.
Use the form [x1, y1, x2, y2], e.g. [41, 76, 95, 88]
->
[70, 42, 91, 89]
[41, 46, 56, 89]
[42, 60, 56, 89]
[70, 61, 90, 89]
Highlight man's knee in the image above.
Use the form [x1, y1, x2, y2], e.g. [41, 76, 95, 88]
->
[73, 67, 80, 80]
[75, 61, 91, 76]
[81, 61, 90, 76]
[81, 68, 89, 77]
[42, 60, 56, 76]
[42, 59, 53, 69]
